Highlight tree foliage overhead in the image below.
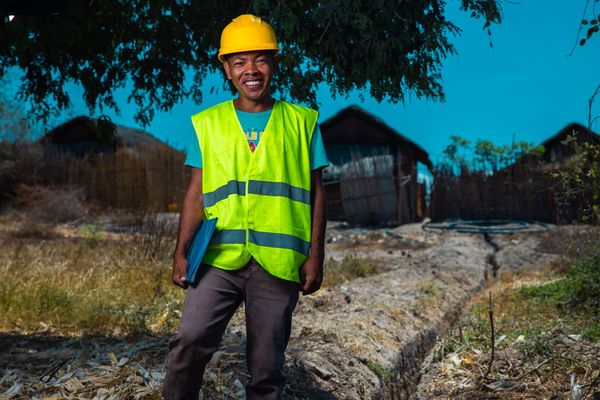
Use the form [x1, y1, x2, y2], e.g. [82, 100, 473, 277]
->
[0, 0, 501, 126]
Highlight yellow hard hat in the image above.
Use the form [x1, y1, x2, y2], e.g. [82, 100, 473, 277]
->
[218, 14, 279, 62]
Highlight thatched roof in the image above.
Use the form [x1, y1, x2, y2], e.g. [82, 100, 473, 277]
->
[541, 122, 600, 150]
[40, 116, 168, 156]
[320, 106, 432, 169]
[44, 116, 164, 146]
[535, 122, 600, 165]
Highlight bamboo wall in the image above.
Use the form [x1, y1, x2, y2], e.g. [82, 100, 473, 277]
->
[429, 164, 584, 223]
[38, 145, 189, 211]
[327, 155, 402, 225]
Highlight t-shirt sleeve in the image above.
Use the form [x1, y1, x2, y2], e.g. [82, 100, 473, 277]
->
[184, 130, 202, 168]
[309, 125, 329, 170]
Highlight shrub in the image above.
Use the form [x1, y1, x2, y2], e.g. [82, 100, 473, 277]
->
[567, 243, 600, 308]
[0, 141, 44, 204]
[10, 184, 88, 223]
[131, 212, 178, 261]
[552, 134, 600, 224]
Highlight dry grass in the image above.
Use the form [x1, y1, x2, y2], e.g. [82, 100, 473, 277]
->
[8, 184, 89, 223]
[0, 217, 182, 336]
[1, 216, 387, 335]
[323, 254, 382, 287]
[412, 279, 442, 317]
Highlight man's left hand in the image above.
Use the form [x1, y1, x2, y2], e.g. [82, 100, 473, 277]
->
[300, 257, 323, 296]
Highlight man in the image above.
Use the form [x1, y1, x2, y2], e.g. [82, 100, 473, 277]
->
[162, 14, 328, 400]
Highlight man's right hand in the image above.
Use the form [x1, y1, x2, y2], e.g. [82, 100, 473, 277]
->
[172, 168, 203, 290]
[172, 254, 189, 289]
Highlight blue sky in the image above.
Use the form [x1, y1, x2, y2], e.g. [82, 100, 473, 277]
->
[43, 1, 600, 163]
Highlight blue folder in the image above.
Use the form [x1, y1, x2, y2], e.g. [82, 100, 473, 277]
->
[186, 218, 218, 286]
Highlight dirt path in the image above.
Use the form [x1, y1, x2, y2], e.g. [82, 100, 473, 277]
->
[0, 224, 562, 399]
[224, 225, 560, 399]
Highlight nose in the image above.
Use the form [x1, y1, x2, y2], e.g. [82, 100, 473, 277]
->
[244, 61, 260, 75]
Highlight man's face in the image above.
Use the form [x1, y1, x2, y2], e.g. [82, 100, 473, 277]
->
[223, 51, 274, 104]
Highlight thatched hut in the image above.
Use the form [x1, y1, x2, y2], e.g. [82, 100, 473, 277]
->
[40, 116, 168, 157]
[37, 116, 185, 211]
[537, 122, 600, 166]
[320, 106, 432, 225]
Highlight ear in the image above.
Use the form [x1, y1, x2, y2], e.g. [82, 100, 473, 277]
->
[222, 60, 232, 80]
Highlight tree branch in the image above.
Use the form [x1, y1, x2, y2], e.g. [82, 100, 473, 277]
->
[568, 0, 591, 57]
[483, 291, 495, 380]
[588, 82, 600, 132]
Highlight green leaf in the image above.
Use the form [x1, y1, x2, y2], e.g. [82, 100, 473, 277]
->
[0, 0, 503, 126]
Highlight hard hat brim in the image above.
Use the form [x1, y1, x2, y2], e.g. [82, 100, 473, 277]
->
[218, 45, 279, 62]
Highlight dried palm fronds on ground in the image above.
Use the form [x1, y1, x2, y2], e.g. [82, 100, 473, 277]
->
[0, 333, 168, 399]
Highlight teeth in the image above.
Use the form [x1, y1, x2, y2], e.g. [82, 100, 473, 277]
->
[245, 80, 260, 87]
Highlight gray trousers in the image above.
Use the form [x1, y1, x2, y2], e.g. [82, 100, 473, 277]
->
[162, 259, 299, 400]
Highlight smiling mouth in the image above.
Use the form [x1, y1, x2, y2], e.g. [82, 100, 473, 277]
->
[243, 80, 262, 89]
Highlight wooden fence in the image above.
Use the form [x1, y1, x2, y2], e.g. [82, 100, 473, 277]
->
[429, 163, 585, 223]
[38, 145, 189, 211]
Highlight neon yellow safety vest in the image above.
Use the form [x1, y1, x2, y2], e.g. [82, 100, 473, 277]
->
[191, 100, 318, 282]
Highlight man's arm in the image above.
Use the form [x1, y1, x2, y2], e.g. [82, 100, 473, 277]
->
[172, 167, 204, 289]
[300, 168, 327, 295]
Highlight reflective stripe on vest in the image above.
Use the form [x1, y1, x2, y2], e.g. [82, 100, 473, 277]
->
[204, 180, 311, 207]
[210, 229, 311, 255]
[192, 100, 317, 282]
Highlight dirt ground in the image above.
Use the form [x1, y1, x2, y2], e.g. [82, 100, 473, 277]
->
[0, 218, 594, 399]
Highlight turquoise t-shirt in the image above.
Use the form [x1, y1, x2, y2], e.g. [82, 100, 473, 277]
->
[185, 108, 329, 170]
